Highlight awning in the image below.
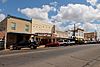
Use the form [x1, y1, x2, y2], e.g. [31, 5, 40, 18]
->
[7, 32, 33, 35]
[35, 33, 52, 36]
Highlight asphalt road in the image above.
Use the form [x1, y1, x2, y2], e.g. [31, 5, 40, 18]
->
[0, 44, 100, 67]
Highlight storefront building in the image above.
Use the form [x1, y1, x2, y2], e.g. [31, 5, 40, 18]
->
[84, 32, 97, 41]
[55, 31, 68, 41]
[68, 28, 84, 40]
[32, 19, 55, 45]
[0, 15, 32, 49]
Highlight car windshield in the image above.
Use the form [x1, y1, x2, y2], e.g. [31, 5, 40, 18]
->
[64, 40, 67, 42]
[31, 41, 37, 44]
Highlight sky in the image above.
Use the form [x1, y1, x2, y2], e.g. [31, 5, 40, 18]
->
[0, 0, 100, 32]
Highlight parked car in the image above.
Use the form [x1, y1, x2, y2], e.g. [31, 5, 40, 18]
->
[0, 40, 4, 50]
[10, 40, 38, 50]
[67, 40, 75, 45]
[58, 39, 75, 46]
[84, 40, 97, 44]
[58, 40, 68, 46]
[45, 42, 60, 47]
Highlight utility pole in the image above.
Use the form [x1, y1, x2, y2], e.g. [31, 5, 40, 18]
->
[72, 24, 75, 38]
[72, 24, 76, 44]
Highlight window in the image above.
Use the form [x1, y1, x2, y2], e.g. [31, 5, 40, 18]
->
[25, 25, 29, 32]
[11, 22, 16, 30]
[33, 26, 35, 27]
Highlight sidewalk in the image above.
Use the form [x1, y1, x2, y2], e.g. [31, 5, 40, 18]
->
[0, 45, 45, 55]
[37, 45, 45, 48]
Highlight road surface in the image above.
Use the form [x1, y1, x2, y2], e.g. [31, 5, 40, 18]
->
[0, 44, 100, 67]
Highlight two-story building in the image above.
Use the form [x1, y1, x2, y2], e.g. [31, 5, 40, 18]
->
[75, 28, 84, 40]
[32, 19, 55, 45]
[55, 30, 68, 41]
[84, 32, 97, 41]
[68, 28, 84, 40]
[0, 15, 32, 49]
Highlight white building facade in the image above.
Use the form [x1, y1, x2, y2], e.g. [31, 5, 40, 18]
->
[67, 28, 84, 40]
[55, 31, 68, 38]
[32, 19, 55, 45]
[96, 24, 100, 41]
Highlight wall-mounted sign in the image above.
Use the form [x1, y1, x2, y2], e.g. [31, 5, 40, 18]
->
[35, 33, 52, 36]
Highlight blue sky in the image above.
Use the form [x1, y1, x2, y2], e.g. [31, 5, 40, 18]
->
[0, 0, 100, 31]
[0, 0, 89, 19]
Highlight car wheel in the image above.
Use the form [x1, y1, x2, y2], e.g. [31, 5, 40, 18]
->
[30, 45, 34, 49]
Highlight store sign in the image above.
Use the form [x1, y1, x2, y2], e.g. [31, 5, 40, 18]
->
[36, 33, 51, 36]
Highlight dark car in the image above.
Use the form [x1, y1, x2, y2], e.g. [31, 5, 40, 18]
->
[10, 40, 38, 50]
[45, 42, 60, 47]
[0, 40, 4, 50]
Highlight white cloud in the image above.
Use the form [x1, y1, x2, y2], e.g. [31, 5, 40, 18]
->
[96, 4, 100, 9]
[0, 0, 7, 3]
[18, 2, 100, 32]
[50, 1, 58, 7]
[51, 4, 100, 31]
[83, 23, 97, 31]
[87, 0, 98, 6]
[53, 4, 100, 22]
[0, 13, 6, 22]
[18, 5, 53, 20]
[51, 14, 62, 22]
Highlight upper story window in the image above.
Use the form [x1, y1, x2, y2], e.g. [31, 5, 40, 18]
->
[11, 22, 16, 30]
[25, 24, 29, 32]
[33, 26, 35, 28]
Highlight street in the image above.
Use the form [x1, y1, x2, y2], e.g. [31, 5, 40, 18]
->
[0, 44, 100, 67]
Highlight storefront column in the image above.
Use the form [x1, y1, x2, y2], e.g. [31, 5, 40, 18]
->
[4, 32, 7, 50]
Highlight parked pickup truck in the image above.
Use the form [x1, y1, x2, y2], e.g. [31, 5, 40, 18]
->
[10, 40, 38, 50]
[58, 39, 75, 46]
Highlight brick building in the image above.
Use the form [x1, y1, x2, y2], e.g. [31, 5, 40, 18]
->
[84, 32, 97, 41]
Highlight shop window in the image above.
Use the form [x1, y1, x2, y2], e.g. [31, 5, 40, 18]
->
[11, 22, 16, 30]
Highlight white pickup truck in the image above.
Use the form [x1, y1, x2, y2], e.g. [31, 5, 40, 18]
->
[58, 40, 75, 46]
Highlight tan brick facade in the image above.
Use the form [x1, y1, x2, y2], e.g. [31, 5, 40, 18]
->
[84, 32, 97, 41]
[0, 15, 32, 49]
[7, 16, 32, 34]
